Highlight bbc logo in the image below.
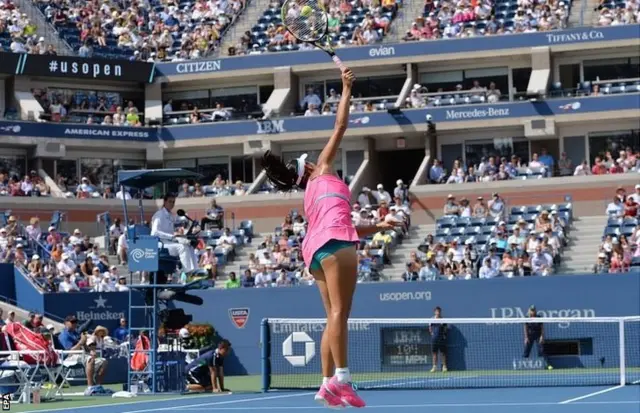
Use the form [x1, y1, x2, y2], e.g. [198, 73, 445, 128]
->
[1, 393, 9, 411]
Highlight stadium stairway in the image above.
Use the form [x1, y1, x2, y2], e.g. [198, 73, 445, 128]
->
[585, 0, 601, 27]
[384, 224, 436, 281]
[0, 300, 64, 331]
[14, 0, 74, 56]
[213, 243, 255, 287]
[567, 0, 588, 27]
[384, 0, 427, 43]
[218, 0, 272, 56]
[555, 215, 604, 274]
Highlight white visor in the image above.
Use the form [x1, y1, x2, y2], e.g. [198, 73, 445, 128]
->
[295, 153, 308, 186]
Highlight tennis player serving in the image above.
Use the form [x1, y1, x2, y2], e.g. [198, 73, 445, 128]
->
[261, 67, 401, 408]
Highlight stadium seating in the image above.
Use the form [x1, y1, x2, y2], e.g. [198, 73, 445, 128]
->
[29, 0, 246, 60]
[405, 0, 572, 41]
[412, 202, 573, 279]
[247, 0, 398, 54]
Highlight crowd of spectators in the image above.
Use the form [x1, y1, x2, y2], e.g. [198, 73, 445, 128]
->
[429, 146, 640, 185]
[33, 89, 144, 126]
[33, 0, 246, 61]
[403, 0, 571, 42]
[0, 215, 130, 293]
[224, 179, 410, 288]
[597, 184, 640, 273]
[227, 0, 398, 56]
[402, 193, 569, 281]
[0, 170, 50, 197]
[0, 1, 59, 54]
[595, 0, 639, 26]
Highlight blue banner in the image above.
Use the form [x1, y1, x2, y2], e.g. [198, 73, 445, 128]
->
[0, 94, 637, 143]
[0, 264, 16, 302]
[177, 273, 640, 376]
[158, 94, 640, 141]
[128, 238, 159, 272]
[19, 54, 155, 83]
[0, 52, 21, 75]
[155, 25, 640, 77]
[43, 291, 142, 332]
[0, 122, 156, 141]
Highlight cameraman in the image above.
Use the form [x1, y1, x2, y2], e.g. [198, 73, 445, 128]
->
[186, 340, 231, 393]
[151, 194, 198, 274]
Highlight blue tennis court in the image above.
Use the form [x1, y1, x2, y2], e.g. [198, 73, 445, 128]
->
[21, 384, 640, 413]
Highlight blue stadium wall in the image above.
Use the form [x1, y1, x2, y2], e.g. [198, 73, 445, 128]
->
[2, 264, 638, 378]
[177, 273, 640, 376]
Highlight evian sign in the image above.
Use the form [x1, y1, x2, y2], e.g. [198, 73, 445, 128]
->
[369, 46, 395, 58]
[545, 30, 604, 44]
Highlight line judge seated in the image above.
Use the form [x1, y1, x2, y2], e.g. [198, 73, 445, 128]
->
[151, 193, 199, 276]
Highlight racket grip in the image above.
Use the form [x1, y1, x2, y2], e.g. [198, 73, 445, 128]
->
[332, 55, 346, 71]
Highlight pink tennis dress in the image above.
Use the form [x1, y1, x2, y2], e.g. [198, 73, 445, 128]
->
[301, 174, 359, 267]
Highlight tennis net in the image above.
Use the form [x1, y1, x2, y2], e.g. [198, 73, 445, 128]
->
[260, 316, 640, 391]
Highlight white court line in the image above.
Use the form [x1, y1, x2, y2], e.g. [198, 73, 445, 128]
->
[558, 385, 624, 404]
[177, 400, 640, 410]
[123, 392, 315, 413]
[16, 393, 226, 413]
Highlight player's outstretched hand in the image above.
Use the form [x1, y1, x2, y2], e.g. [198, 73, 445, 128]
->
[342, 68, 355, 87]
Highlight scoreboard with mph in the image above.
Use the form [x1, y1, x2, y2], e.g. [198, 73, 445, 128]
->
[381, 326, 432, 367]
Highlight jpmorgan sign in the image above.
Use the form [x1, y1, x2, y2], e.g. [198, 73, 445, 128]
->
[282, 332, 316, 367]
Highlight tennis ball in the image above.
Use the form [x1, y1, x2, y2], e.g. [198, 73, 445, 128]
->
[300, 5, 313, 17]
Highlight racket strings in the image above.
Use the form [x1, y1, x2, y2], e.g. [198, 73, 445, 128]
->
[282, 0, 328, 42]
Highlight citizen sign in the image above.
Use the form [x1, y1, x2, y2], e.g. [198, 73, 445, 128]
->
[545, 30, 604, 44]
[175, 60, 222, 74]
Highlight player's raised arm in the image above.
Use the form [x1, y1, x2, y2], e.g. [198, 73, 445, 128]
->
[316, 68, 354, 170]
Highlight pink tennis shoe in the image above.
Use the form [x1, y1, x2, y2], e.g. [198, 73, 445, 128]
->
[314, 384, 345, 409]
[326, 376, 366, 408]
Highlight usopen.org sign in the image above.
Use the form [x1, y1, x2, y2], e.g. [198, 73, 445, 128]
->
[128, 238, 159, 272]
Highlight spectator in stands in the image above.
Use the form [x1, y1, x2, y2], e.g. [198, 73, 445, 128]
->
[573, 160, 590, 176]
[199, 246, 218, 280]
[430, 159, 446, 183]
[531, 245, 553, 276]
[112, 318, 128, 344]
[4, 310, 15, 325]
[59, 273, 80, 293]
[443, 195, 459, 216]
[374, 184, 392, 204]
[606, 196, 624, 217]
[4, 216, 18, 236]
[488, 193, 505, 220]
[219, 227, 238, 249]
[225, 272, 240, 289]
[479, 257, 498, 278]
[624, 196, 639, 218]
[207, 200, 224, 230]
[242, 269, 255, 288]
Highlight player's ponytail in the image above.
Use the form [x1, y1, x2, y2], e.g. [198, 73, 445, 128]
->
[261, 150, 309, 191]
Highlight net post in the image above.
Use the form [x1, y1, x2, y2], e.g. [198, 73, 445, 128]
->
[261, 318, 270, 393]
[619, 318, 626, 386]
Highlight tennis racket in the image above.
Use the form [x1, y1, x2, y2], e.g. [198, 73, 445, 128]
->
[281, 0, 345, 70]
